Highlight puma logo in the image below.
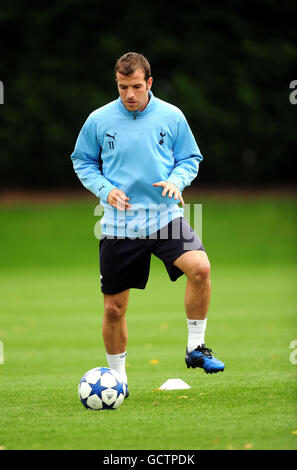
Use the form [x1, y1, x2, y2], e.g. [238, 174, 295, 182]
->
[106, 132, 117, 141]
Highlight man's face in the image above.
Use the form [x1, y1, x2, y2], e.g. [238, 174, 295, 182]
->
[116, 69, 153, 112]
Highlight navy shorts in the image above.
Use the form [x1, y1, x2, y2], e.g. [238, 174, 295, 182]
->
[99, 217, 205, 295]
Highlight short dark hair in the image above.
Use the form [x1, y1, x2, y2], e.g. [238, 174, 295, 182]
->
[115, 52, 151, 81]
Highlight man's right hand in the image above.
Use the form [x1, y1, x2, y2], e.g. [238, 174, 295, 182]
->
[107, 188, 132, 211]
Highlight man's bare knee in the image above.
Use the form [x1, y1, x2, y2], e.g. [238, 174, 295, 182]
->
[104, 300, 127, 319]
[188, 259, 211, 284]
[103, 291, 129, 321]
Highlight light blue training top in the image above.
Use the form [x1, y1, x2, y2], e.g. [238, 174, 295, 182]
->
[70, 91, 203, 238]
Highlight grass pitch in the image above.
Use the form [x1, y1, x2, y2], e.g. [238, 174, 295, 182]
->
[0, 193, 296, 450]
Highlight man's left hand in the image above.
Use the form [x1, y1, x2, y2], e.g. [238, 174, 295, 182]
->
[153, 181, 184, 205]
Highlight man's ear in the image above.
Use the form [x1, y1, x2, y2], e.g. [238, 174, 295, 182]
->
[146, 77, 153, 90]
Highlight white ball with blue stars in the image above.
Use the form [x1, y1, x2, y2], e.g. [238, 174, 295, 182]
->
[78, 367, 126, 410]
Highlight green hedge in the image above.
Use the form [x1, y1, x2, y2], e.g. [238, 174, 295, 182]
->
[0, 0, 296, 187]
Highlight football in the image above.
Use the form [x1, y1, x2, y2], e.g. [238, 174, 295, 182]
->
[78, 367, 126, 410]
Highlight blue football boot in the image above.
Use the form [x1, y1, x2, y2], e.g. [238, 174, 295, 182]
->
[185, 344, 225, 374]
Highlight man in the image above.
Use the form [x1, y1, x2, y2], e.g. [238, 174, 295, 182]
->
[70, 52, 224, 392]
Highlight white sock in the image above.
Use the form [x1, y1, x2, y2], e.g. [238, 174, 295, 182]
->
[187, 319, 207, 352]
[106, 352, 127, 384]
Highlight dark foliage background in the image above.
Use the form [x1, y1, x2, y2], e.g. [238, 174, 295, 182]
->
[0, 0, 296, 189]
